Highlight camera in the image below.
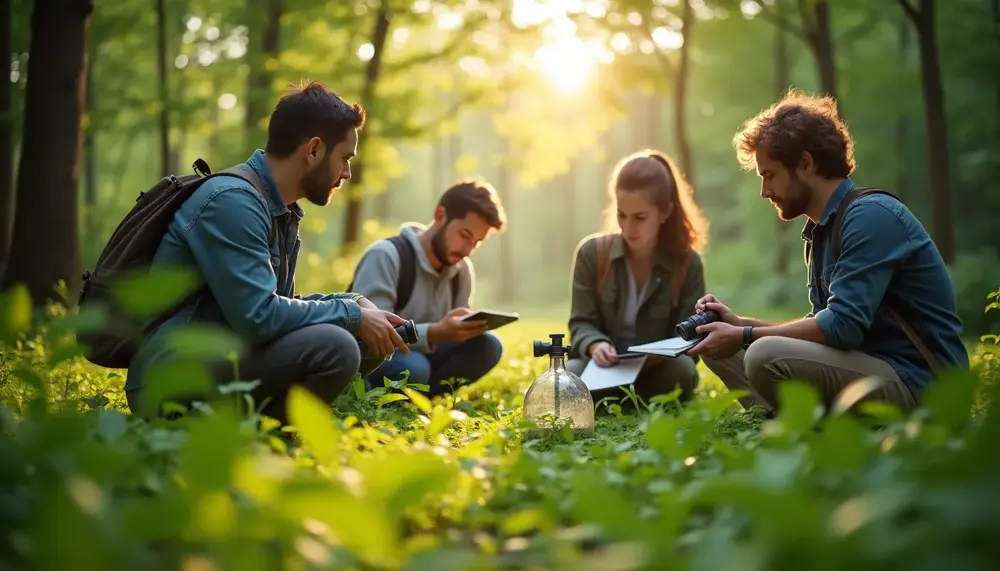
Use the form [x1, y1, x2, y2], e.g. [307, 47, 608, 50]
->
[675, 310, 721, 341]
[395, 319, 418, 344]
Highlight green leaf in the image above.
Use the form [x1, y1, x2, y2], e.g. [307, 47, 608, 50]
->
[94, 410, 129, 443]
[286, 385, 340, 465]
[177, 404, 246, 495]
[809, 416, 873, 472]
[404, 548, 481, 571]
[776, 381, 821, 432]
[921, 369, 978, 432]
[111, 265, 201, 317]
[0, 284, 32, 343]
[163, 324, 245, 362]
[404, 387, 433, 414]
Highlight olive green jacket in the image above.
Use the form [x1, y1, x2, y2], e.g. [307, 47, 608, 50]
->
[567, 232, 706, 360]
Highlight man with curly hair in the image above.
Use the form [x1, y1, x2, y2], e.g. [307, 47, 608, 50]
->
[686, 89, 968, 415]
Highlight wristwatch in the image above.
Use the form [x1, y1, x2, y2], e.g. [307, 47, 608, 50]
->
[742, 326, 754, 350]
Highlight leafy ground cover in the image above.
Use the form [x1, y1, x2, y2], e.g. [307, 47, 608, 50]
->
[1, 285, 999, 571]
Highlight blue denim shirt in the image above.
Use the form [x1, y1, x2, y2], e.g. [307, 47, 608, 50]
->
[124, 150, 362, 392]
[803, 178, 968, 397]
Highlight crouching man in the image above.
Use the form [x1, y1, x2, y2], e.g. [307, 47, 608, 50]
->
[124, 82, 409, 423]
[687, 89, 968, 415]
[348, 179, 508, 396]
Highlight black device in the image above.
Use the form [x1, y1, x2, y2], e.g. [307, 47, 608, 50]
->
[395, 319, 418, 344]
[675, 310, 721, 341]
[533, 333, 571, 358]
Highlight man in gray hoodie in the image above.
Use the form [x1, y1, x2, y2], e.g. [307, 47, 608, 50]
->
[349, 179, 508, 395]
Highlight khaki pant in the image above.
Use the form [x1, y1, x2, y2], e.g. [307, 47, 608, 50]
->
[702, 337, 917, 414]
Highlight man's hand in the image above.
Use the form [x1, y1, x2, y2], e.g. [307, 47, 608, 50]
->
[686, 321, 742, 359]
[587, 341, 618, 367]
[428, 307, 490, 344]
[695, 294, 741, 327]
[356, 296, 379, 311]
[358, 307, 410, 358]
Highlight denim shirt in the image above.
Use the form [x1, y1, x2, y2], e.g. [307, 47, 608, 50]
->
[803, 178, 968, 397]
[124, 150, 362, 392]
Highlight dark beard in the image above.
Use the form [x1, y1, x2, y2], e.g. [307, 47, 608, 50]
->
[775, 174, 813, 221]
[301, 153, 337, 206]
[430, 221, 454, 267]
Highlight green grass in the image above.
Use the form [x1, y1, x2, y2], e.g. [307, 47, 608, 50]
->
[1, 289, 999, 571]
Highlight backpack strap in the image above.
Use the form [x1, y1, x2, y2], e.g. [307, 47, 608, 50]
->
[818, 186, 945, 377]
[594, 233, 615, 297]
[451, 271, 461, 306]
[387, 234, 417, 312]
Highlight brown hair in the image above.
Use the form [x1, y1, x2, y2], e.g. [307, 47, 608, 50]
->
[266, 80, 366, 158]
[439, 178, 507, 232]
[603, 149, 709, 258]
[733, 88, 855, 178]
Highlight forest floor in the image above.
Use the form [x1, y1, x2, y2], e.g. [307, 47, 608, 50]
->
[1, 304, 998, 571]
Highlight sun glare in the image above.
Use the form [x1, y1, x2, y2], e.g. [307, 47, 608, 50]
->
[515, 0, 610, 94]
[533, 35, 593, 94]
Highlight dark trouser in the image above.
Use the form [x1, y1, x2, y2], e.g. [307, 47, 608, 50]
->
[566, 354, 700, 406]
[126, 324, 382, 424]
[365, 332, 504, 396]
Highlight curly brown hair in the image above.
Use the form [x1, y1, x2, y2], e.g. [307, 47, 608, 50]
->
[733, 88, 855, 178]
[602, 149, 709, 258]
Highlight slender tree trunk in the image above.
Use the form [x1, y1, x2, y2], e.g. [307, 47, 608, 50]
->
[496, 103, 513, 304]
[1, 0, 92, 305]
[0, 0, 12, 276]
[245, 0, 283, 152]
[901, 0, 955, 264]
[797, 0, 837, 101]
[155, 0, 170, 176]
[342, 6, 390, 250]
[675, 0, 695, 185]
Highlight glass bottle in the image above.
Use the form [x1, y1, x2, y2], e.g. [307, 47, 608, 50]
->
[522, 333, 595, 438]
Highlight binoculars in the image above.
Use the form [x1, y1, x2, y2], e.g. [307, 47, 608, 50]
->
[358, 319, 419, 357]
[675, 310, 721, 341]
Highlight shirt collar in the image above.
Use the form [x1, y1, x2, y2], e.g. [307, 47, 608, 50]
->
[245, 149, 304, 219]
[801, 177, 855, 242]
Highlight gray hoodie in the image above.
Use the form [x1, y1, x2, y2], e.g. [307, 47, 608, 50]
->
[350, 222, 475, 353]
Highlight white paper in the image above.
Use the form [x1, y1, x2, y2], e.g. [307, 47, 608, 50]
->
[581, 355, 648, 391]
[628, 336, 699, 357]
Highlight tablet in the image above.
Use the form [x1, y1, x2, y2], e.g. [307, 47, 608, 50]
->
[460, 309, 520, 330]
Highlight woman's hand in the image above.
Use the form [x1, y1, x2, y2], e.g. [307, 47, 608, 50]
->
[588, 341, 618, 367]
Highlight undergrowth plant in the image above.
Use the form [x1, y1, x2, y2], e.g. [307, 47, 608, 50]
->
[0, 280, 998, 571]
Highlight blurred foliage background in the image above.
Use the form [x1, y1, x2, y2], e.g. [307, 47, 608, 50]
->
[0, 0, 997, 335]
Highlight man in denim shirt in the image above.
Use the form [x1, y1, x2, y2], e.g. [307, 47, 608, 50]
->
[686, 89, 968, 414]
[125, 82, 410, 422]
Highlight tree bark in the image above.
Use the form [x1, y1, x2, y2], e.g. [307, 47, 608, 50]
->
[1, 0, 92, 305]
[245, 0, 284, 151]
[799, 0, 837, 100]
[895, 15, 911, 196]
[675, 0, 695, 186]
[496, 99, 513, 304]
[343, 6, 390, 250]
[155, 0, 169, 176]
[0, 0, 12, 276]
[771, 0, 794, 306]
[900, 0, 955, 264]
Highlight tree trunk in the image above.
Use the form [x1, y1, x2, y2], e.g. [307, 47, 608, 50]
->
[245, 0, 283, 151]
[496, 102, 513, 304]
[1, 0, 92, 305]
[0, 0, 12, 276]
[802, 0, 837, 100]
[675, 0, 695, 186]
[901, 0, 954, 264]
[342, 6, 390, 251]
[155, 0, 169, 177]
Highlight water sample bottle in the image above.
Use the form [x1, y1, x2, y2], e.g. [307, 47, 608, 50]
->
[522, 333, 595, 438]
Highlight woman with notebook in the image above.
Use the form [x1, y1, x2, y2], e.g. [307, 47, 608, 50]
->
[566, 149, 710, 405]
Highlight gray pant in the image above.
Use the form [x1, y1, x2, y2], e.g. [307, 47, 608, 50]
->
[567, 354, 700, 404]
[127, 324, 383, 424]
[702, 337, 917, 414]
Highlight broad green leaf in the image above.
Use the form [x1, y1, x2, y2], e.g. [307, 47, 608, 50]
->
[140, 360, 214, 418]
[809, 416, 873, 472]
[177, 404, 246, 494]
[0, 283, 32, 343]
[94, 410, 128, 442]
[164, 324, 245, 362]
[776, 381, 821, 433]
[32, 477, 111, 570]
[921, 369, 978, 432]
[286, 385, 340, 465]
[355, 450, 457, 518]
[111, 265, 201, 317]
[500, 508, 547, 536]
[645, 413, 683, 458]
[404, 387, 433, 414]
[404, 548, 481, 571]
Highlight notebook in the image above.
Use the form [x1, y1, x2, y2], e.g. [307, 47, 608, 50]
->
[580, 354, 648, 391]
[627, 336, 700, 358]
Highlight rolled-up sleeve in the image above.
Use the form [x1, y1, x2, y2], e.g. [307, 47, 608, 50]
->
[183, 187, 362, 344]
[814, 200, 915, 349]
